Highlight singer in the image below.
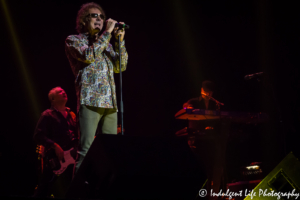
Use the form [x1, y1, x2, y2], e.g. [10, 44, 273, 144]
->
[65, 2, 128, 171]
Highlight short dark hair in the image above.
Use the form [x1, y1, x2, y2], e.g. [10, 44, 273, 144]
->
[202, 80, 214, 92]
[76, 2, 106, 34]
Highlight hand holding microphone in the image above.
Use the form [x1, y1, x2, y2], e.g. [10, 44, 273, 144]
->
[105, 18, 118, 33]
[113, 22, 126, 41]
[105, 18, 129, 41]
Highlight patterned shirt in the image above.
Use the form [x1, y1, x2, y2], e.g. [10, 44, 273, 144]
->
[65, 31, 128, 112]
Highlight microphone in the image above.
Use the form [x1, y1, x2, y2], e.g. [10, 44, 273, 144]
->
[244, 72, 263, 80]
[115, 23, 130, 29]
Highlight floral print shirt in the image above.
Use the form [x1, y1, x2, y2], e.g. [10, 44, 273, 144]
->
[65, 31, 128, 112]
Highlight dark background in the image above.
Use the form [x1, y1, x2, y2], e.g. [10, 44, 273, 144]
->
[1, 0, 300, 196]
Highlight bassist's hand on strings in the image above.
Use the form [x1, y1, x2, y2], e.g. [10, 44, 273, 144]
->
[52, 143, 65, 162]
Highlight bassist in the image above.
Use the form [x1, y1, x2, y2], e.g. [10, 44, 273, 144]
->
[33, 87, 77, 198]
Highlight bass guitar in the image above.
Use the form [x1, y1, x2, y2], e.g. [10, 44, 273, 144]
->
[37, 145, 76, 175]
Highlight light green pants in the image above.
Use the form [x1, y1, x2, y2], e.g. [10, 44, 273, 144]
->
[75, 105, 117, 172]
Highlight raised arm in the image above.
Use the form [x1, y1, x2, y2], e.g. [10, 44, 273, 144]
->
[106, 21, 128, 73]
[113, 39, 128, 73]
[104, 40, 128, 73]
[65, 31, 112, 65]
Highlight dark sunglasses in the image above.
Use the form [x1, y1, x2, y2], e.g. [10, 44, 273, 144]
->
[88, 13, 105, 20]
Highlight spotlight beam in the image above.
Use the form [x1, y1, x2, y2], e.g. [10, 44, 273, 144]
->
[1, 0, 40, 120]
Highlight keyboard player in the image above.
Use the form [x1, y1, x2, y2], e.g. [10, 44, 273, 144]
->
[182, 80, 219, 132]
[183, 80, 216, 110]
[178, 80, 228, 196]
